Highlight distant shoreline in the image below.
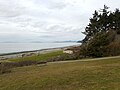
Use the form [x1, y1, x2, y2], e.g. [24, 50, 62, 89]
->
[0, 45, 80, 61]
[0, 42, 81, 55]
[0, 47, 63, 56]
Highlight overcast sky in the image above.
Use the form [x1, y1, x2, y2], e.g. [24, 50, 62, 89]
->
[0, 0, 120, 42]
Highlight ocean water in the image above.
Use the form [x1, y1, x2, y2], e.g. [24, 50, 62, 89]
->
[0, 43, 80, 54]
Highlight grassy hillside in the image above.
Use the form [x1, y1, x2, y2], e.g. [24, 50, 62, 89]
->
[0, 57, 120, 90]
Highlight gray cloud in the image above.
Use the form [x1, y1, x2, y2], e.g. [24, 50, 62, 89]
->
[0, 0, 120, 42]
[32, 0, 68, 10]
[0, 0, 26, 17]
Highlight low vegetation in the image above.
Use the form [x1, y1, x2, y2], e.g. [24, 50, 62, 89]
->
[0, 50, 63, 74]
[9, 50, 64, 62]
[0, 50, 79, 74]
[8, 50, 79, 63]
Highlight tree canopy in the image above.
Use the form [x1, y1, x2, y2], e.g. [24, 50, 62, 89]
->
[80, 5, 120, 57]
[82, 5, 120, 43]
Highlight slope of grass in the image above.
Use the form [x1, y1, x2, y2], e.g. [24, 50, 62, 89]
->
[0, 57, 120, 90]
[8, 50, 63, 62]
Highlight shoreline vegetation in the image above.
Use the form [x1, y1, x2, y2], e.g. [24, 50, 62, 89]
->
[0, 45, 80, 75]
[0, 45, 79, 61]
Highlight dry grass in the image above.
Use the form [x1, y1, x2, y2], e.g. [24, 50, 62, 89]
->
[0, 58, 120, 90]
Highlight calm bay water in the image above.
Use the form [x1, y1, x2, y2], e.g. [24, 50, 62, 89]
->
[0, 43, 80, 54]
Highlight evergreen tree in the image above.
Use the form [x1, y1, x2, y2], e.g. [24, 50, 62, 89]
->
[82, 5, 112, 43]
[80, 5, 120, 57]
[82, 10, 99, 43]
[113, 9, 120, 34]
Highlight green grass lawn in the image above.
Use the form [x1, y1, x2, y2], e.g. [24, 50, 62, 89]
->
[8, 50, 64, 62]
[0, 57, 120, 90]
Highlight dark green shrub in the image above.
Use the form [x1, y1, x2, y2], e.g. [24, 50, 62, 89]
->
[80, 30, 116, 57]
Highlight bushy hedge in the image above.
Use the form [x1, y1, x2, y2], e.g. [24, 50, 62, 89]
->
[0, 54, 79, 74]
[80, 30, 120, 57]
